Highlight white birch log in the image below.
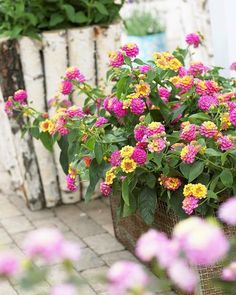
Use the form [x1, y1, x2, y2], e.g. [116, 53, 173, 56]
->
[96, 23, 122, 94]
[42, 30, 80, 204]
[19, 37, 60, 208]
[67, 27, 96, 106]
[0, 39, 44, 210]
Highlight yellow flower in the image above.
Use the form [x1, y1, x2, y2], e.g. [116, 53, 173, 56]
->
[180, 146, 188, 158]
[120, 146, 134, 158]
[135, 82, 151, 97]
[123, 99, 132, 109]
[105, 170, 116, 185]
[121, 159, 137, 173]
[40, 119, 54, 133]
[183, 184, 195, 197]
[220, 113, 231, 130]
[168, 58, 182, 71]
[192, 183, 207, 199]
[68, 163, 77, 178]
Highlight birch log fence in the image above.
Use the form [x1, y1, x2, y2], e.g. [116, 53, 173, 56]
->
[0, 23, 121, 210]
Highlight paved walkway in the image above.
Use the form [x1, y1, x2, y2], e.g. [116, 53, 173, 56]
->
[0, 194, 175, 294]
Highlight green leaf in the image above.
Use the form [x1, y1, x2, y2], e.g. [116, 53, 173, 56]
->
[122, 176, 131, 206]
[139, 187, 157, 224]
[188, 161, 205, 182]
[39, 132, 54, 152]
[74, 11, 87, 23]
[179, 162, 191, 179]
[124, 55, 132, 67]
[144, 173, 156, 188]
[58, 136, 69, 174]
[220, 169, 233, 187]
[94, 142, 103, 164]
[207, 190, 218, 200]
[63, 4, 75, 22]
[188, 112, 210, 123]
[49, 14, 64, 27]
[205, 148, 221, 157]
[94, 2, 109, 15]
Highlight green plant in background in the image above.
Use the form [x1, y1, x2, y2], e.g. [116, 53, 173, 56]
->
[124, 10, 165, 36]
[0, 0, 124, 39]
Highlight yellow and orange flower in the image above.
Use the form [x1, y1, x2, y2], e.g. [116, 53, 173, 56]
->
[40, 119, 54, 133]
[121, 159, 137, 173]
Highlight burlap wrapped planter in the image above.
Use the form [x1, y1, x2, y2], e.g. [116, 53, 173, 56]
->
[110, 195, 236, 295]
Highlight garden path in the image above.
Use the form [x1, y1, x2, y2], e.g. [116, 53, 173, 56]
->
[0, 194, 175, 294]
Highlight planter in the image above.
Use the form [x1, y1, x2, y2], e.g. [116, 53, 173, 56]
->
[0, 23, 121, 210]
[122, 33, 166, 61]
[110, 194, 236, 295]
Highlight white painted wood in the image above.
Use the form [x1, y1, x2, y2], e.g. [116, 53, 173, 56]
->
[0, 90, 23, 195]
[19, 37, 60, 208]
[96, 23, 122, 93]
[42, 30, 80, 204]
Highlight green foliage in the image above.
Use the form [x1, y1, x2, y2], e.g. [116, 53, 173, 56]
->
[139, 187, 157, 224]
[0, 0, 124, 39]
[124, 10, 165, 36]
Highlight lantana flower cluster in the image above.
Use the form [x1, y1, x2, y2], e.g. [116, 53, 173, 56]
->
[5, 33, 236, 219]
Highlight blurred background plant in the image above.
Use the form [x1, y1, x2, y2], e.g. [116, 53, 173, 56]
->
[0, 0, 124, 39]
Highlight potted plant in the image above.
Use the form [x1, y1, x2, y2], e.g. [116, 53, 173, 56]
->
[0, 0, 124, 209]
[4, 33, 236, 293]
[123, 10, 166, 61]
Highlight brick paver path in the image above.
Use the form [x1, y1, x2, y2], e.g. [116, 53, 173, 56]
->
[0, 194, 175, 294]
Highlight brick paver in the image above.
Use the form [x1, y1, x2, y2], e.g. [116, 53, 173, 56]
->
[0, 193, 174, 294]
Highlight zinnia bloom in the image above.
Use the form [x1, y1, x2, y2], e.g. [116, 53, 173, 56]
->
[120, 146, 134, 158]
[134, 124, 147, 142]
[180, 145, 198, 164]
[112, 99, 128, 118]
[40, 119, 54, 133]
[198, 95, 219, 111]
[109, 50, 124, 68]
[95, 117, 108, 127]
[14, 89, 28, 102]
[130, 98, 146, 115]
[121, 158, 137, 173]
[122, 43, 139, 58]
[158, 86, 170, 103]
[182, 196, 199, 215]
[217, 135, 234, 151]
[110, 151, 122, 167]
[60, 80, 73, 95]
[229, 108, 236, 126]
[135, 82, 151, 97]
[100, 182, 112, 197]
[185, 33, 201, 48]
[131, 147, 147, 165]
[147, 122, 165, 137]
[199, 121, 218, 138]
[148, 138, 166, 153]
[180, 124, 197, 142]
[160, 176, 182, 191]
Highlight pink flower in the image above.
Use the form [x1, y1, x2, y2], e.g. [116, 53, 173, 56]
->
[51, 284, 77, 295]
[158, 87, 170, 103]
[0, 252, 19, 277]
[180, 144, 198, 164]
[188, 62, 208, 76]
[198, 95, 219, 111]
[217, 135, 234, 151]
[104, 96, 117, 112]
[122, 43, 139, 58]
[113, 99, 128, 118]
[4, 99, 14, 116]
[61, 241, 80, 262]
[65, 67, 80, 80]
[229, 108, 236, 126]
[95, 117, 108, 127]
[180, 124, 197, 142]
[174, 217, 229, 266]
[130, 98, 146, 115]
[196, 80, 220, 95]
[107, 261, 148, 295]
[178, 66, 187, 77]
[136, 230, 178, 268]
[168, 259, 198, 292]
[66, 175, 77, 192]
[100, 182, 112, 197]
[60, 80, 73, 95]
[182, 196, 199, 215]
[139, 65, 151, 73]
[14, 89, 28, 102]
[218, 196, 236, 225]
[147, 122, 165, 137]
[66, 106, 85, 118]
[132, 147, 147, 165]
[222, 262, 236, 281]
[134, 124, 147, 142]
[199, 121, 218, 138]
[60, 99, 72, 108]
[110, 151, 121, 167]
[109, 51, 124, 68]
[230, 62, 236, 71]
[23, 228, 64, 262]
[185, 33, 201, 48]
[148, 138, 166, 153]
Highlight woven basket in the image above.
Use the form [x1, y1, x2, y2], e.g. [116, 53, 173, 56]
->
[110, 195, 236, 295]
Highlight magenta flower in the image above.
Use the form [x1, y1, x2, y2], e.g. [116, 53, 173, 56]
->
[131, 147, 147, 165]
[60, 80, 73, 95]
[107, 261, 148, 295]
[95, 117, 108, 127]
[168, 259, 199, 293]
[110, 151, 121, 167]
[109, 51, 124, 68]
[104, 96, 117, 113]
[180, 144, 198, 164]
[0, 252, 19, 277]
[14, 89, 28, 102]
[51, 284, 77, 295]
[66, 175, 77, 192]
[100, 182, 112, 197]
[199, 121, 218, 138]
[222, 262, 236, 281]
[182, 196, 199, 215]
[229, 108, 236, 126]
[188, 62, 208, 76]
[218, 196, 236, 225]
[130, 98, 146, 115]
[134, 124, 147, 142]
[230, 62, 236, 71]
[113, 99, 128, 118]
[23, 228, 65, 262]
[180, 124, 197, 142]
[185, 33, 201, 48]
[217, 135, 234, 151]
[4, 99, 14, 116]
[139, 65, 151, 73]
[198, 95, 219, 111]
[178, 66, 187, 77]
[122, 43, 139, 58]
[158, 87, 170, 103]
[65, 67, 80, 80]
[66, 106, 85, 118]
